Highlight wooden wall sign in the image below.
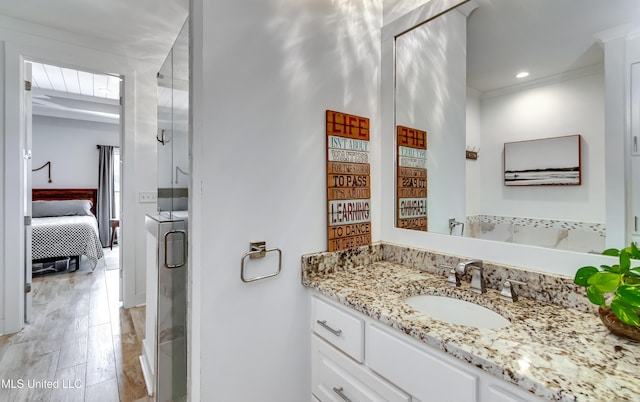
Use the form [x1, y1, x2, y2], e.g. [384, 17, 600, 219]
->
[326, 110, 372, 252]
[396, 125, 427, 231]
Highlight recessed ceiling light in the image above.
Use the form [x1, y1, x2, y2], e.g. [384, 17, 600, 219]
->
[516, 72, 530, 79]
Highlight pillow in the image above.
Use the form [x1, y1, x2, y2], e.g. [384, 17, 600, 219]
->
[32, 200, 93, 218]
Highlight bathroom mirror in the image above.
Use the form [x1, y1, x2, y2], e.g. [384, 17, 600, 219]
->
[393, 0, 639, 253]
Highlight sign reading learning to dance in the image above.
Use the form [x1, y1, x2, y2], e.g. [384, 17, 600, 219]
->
[326, 110, 372, 251]
[396, 125, 427, 231]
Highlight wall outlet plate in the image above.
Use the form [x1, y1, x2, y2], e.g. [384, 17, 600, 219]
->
[138, 191, 157, 203]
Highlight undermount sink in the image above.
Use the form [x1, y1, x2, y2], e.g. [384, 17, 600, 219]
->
[405, 295, 511, 329]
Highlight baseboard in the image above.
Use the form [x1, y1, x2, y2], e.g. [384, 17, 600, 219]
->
[140, 338, 155, 396]
[124, 291, 145, 309]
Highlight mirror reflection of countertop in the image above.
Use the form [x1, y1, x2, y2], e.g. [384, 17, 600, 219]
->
[302, 252, 640, 401]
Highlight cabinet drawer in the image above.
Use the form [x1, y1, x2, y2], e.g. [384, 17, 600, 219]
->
[368, 325, 477, 402]
[486, 385, 528, 402]
[312, 296, 364, 362]
[312, 335, 410, 402]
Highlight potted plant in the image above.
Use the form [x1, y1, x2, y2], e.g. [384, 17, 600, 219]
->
[574, 243, 640, 341]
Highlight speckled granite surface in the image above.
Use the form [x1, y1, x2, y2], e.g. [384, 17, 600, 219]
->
[302, 243, 640, 402]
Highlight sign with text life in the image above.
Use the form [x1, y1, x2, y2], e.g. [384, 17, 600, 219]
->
[397, 125, 428, 231]
[327, 110, 372, 251]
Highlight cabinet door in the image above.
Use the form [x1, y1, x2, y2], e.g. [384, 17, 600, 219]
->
[368, 325, 477, 402]
[632, 62, 640, 156]
[632, 156, 640, 236]
[312, 335, 410, 402]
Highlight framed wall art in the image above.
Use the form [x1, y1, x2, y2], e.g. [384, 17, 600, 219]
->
[504, 134, 581, 186]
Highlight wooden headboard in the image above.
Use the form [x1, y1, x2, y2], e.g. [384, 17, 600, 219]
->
[32, 188, 98, 216]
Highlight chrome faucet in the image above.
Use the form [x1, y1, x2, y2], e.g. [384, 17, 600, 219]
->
[455, 259, 486, 294]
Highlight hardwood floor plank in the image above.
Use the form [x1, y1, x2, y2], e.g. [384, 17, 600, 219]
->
[0, 246, 148, 402]
[129, 306, 146, 341]
[86, 323, 116, 387]
[90, 296, 112, 327]
[132, 396, 154, 402]
[50, 363, 86, 402]
[89, 270, 111, 327]
[0, 341, 38, 401]
[57, 316, 89, 370]
[32, 306, 72, 357]
[113, 333, 149, 402]
[68, 289, 91, 318]
[85, 378, 120, 402]
[0, 349, 59, 402]
[0, 333, 10, 363]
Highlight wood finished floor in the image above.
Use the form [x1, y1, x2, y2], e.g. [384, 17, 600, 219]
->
[0, 246, 152, 402]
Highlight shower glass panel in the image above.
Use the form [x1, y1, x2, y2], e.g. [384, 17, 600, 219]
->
[145, 17, 189, 402]
[158, 19, 189, 216]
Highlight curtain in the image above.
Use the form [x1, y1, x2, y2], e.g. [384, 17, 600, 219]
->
[97, 145, 115, 247]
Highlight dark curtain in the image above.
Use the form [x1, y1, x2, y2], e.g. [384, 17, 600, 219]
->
[97, 145, 115, 247]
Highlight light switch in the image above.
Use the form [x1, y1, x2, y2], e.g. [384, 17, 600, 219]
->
[138, 191, 157, 203]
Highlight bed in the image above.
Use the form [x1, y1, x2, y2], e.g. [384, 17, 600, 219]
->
[32, 188, 104, 272]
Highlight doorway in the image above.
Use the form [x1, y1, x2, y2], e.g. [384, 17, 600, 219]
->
[26, 60, 124, 321]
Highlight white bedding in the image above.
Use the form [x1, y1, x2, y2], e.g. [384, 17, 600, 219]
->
[32, 215, 104, 270]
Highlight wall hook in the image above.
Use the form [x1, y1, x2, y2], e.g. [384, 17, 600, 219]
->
[466, 146, 479, 160]
[157, 129, 171, 145]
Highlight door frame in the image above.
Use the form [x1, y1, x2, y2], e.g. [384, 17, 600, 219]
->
[2, 42, 138, 334]
[23, 61, 33, 324]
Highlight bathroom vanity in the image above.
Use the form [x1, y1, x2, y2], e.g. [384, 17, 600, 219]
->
[303, 243, 640, 401]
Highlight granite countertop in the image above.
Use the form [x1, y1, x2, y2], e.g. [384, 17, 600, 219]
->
[303, 259, 640, 402]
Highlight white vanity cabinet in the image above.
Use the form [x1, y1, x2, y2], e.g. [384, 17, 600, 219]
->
[310, 294, 543, 402]
[312, 295, 365, 363]
[311, 297, 410, 402]
[631, 62, 640, 157]
[367, 325, 476, 401]
[632, 156, 640, 241]
[630, 63, 640, 244]
[312, 335, 411, 402]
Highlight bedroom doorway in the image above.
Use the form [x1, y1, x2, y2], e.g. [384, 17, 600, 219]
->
[25, 59, 124, 320]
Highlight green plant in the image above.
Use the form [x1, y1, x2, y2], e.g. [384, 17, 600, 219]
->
[574, 243, 640, 326]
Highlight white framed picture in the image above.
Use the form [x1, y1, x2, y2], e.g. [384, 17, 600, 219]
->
[504, 134, 581, 186]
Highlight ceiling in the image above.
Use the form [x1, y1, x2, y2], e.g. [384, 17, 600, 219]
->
[0, 0, 187, 124]
[467, 0, 640, 93]
[0, 0, 188, 66]
[31, 62, 120, 100]
[29, 61, 121, 124]
[3, 0, 639, 110]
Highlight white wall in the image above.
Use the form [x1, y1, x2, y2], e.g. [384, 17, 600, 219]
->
[0, 15, 167, 333]
[191, 0, 382, 399]
[476, 72, 605, 222]
[32, 115, 119, 188]
[465, 90, 482, 216]
[384, 0, 430, 25]
[0, 40, 5, 332]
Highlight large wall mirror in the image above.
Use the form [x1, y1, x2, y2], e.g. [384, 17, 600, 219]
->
[394, 0, 639, 254]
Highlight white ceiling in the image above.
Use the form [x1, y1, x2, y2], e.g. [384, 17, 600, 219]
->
[0, 0, 188, 66]
[4, 0, 639, 106]
[31, 62, 120, 100]
[0, 0, 188, 124]
[29, 60, 122, 124]
[467, 0, 640, 93]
